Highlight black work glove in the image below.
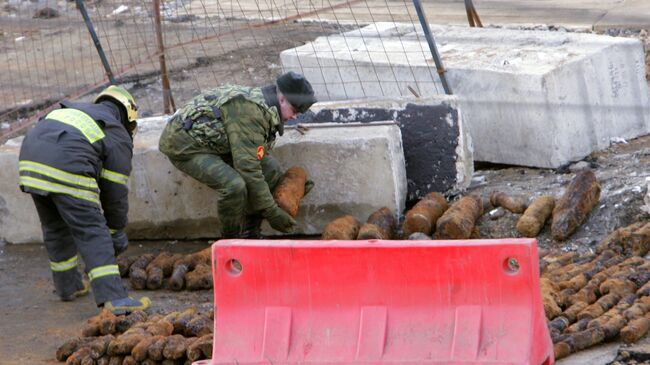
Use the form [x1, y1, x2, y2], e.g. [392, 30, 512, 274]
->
[111, 229, 129, 255]
[263, 206, 297, 233]
[304, 179, 315, 196]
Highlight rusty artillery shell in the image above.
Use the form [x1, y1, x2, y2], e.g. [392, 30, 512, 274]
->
[108, 356, 124, 365]
[57, 337, 95, 362]
[637, 281, 650, 296]
[597, 222, 646, 254]
[599, 278, 637, 296]
[558, 273, 589, 292]
[489, 191, 528, 214]
[107, 329, 148, 356]
[549, 316, 570, 333]
[540, 278, 562, 319]
[436, 195, 483, 239]
[321, 215, 361, 240]
[89, 335, 114, 360]
[273, 166, 307, 217]
[131, 335, 163, 361]
[551, 170, 601, 241]
[147, 336, 168, 361]
[185, 314, 213, 337]
[146, 252, 180, 290]
[66, 347, 93, 365]
[171, 308, 197, 335]
[121, 355, 137, 365]
[187, 334, 213, 361]
[129, 254, 155, 290]
[357, 207, 396, 240]
[402, 192, 448, 237]
[185, 264, 213, 291]
[565, 327, 606, 352]
[568, 283, 598, 306]
[577, 293, 621, 320]
[145, 319, 173, 337]
[516, 196, 555, 237]
[115, 311, 148, 333]
[408, 232, 432, 240]
[562, 301, 589, 323]
[117, 255, 138, 277]
[81, 309, 117, 337]
[163, 334, 188, 360]
[554, 342, 572, 360]
[621, 312, 650, 343]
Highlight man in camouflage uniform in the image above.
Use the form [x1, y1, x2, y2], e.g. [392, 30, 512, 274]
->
[159, 71, 316, 237]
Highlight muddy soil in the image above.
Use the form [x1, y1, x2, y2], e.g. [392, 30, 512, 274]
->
[0, 240, 212, 364]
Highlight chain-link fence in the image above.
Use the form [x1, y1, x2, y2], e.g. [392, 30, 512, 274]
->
[1, 0, 458, 140]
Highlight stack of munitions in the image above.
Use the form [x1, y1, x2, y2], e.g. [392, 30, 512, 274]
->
[56, 308, 214, 364]
[117, 247, 212, 291]
[540, 228, 650, 360]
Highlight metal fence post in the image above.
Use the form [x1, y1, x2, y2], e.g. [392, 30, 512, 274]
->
[75, 0, 116, 84]
[412, 0, 452, 95]
[153, 0, 175, 114]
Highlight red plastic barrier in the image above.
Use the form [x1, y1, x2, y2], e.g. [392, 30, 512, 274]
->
[195, 239, 553, 365]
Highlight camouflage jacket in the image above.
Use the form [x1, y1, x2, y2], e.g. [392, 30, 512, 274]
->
[174, 85, 283, 212]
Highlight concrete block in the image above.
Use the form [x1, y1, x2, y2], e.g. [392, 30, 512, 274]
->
[0, 137, 42, 244]
[281, 22, 650, 168]
[293, 95, 472, 201]
[263, 122, 407, 235]
[0, 118, 406, 243]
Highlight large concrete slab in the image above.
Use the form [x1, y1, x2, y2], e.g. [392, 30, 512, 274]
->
[0, 117, 406, 243]
[189, 0, 650, 30]
[293, 96, 472, 201]
[280, 22, 650, 168]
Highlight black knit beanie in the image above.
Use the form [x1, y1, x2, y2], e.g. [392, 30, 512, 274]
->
[276, 71, 316, 113]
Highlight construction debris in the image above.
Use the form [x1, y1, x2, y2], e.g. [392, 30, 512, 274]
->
[551, 170, 601, 241]
[273, 166, 308, 217]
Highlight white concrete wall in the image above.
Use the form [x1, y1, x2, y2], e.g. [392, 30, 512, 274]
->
[280, 23, 650, 168]
[0, 117, 407, 243]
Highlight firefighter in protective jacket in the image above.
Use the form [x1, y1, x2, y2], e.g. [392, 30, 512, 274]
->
[159, 71, 316, 238]
[18, 85, 150, 314]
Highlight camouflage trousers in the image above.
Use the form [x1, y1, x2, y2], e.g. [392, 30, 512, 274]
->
[159, 119, 283, 237]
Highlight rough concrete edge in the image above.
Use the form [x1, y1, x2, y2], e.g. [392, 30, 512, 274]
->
[387, 122, 407, 215]
[453, 103, 474, 192]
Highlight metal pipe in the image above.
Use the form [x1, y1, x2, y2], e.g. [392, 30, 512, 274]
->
[75, 0, 116, 84]
[153, 0, 175, 113]
[464, 0, 476, 27]
[412, 0, 452, 95]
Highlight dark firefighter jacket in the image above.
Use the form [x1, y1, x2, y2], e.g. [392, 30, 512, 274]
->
[18, 101, 133, 231]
